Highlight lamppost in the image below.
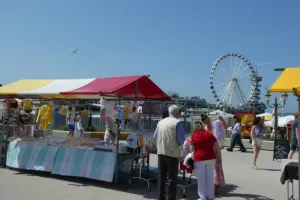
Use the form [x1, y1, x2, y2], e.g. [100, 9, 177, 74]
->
[266, 92, 288, 140]
[265, 92, 288, 140]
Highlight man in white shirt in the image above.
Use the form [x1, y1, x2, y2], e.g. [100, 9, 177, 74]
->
[226, 117, 246, 152]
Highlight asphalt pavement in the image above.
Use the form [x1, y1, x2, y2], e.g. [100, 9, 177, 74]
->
[0, 149, 295, 200]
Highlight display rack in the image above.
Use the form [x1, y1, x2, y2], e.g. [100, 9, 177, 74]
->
[128, 147, 155, 191]
[166, 170, 197, 198]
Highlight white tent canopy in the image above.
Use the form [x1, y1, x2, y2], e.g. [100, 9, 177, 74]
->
[209, 109, 234, 117]
[257, 112, 272, 117]
[264, 115, 295, 127]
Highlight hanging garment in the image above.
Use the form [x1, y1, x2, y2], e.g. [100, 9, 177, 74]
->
[0, 102, 5, 122]
[117, 106, 125, 121]
[138, 134, 144, 148]
[36, 104, 54, 130]
[126, 133, 139, 149]
[104, 128, 115, 143]
[6, 99, 18, 109]
[80, 108, 89, 116]
[59, 105, 69, 115]
[100, 108, 106, 120]
[123, 106, 130, 120]
[22, 99, 33, 112]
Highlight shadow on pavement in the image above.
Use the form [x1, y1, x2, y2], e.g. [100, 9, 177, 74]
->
[220, 183, 273, 200]
[258, 168, 281, 172]
[223, 193, 273, 200]
[11, 168, 275, 200]
[12, 168, 158, 199]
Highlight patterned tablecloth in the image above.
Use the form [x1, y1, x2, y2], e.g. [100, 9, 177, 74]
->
[6, 139, 135, 182]
[6, 139, 59, 172]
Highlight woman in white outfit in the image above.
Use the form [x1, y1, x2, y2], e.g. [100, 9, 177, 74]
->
[190, 121, 221, 200]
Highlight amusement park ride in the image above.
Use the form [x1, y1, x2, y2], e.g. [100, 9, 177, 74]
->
[210, 53, 267, 114]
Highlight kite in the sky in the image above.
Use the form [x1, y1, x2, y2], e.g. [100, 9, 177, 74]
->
[70, 48, 78, 54]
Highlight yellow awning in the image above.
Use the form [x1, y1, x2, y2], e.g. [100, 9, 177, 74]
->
[0, 80, 55, 95]
[268, 68, 300, 95]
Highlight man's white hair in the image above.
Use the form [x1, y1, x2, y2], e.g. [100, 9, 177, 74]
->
[168, 105, 180, 116]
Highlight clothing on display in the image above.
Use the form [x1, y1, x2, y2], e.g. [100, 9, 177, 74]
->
[6, 99, 18, 109]
[58, 105, 69, 115]
[124, 103, 130, 120]
[0, 101, 6, 122]
[126, 130, 156, 152]
[126, 133, 139, 149]
[36, 103, 54, 130]
[100, 98, 106, 120]
[80, 108, 89, 116]
[21, 99, 33, 113]
[104, 128, 115, 143]
[117, 106, 125, 121]
[19, 110, 36, 124]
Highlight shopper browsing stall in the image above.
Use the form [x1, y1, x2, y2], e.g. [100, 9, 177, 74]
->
[190, 121, 221, 200]
[154, 105, 185, 200]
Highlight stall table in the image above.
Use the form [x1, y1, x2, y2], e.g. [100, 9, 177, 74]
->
[281, 162, 298, 200]
[6, 138, 135, 182]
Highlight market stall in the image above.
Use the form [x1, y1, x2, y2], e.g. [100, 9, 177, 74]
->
[0, 75, 170, 184]
[268, 67, 300, 200]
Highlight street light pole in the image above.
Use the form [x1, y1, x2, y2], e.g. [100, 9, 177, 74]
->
[265, 92, 288, 160]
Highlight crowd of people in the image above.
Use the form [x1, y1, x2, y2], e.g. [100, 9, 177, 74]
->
[154, 104, 268, 200]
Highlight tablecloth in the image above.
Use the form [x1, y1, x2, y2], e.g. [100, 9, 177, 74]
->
[6, 139, 135, 182]
[280, 162, 299, 184]
[52, 147, 119, 182]
[6, 139, 59, 172]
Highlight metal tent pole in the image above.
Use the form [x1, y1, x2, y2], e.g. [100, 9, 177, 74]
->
[114, 98, 121, 185]
[298, 97, 300, 200]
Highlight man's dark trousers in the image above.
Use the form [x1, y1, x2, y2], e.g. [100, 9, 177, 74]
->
[158, 154, 179, 200]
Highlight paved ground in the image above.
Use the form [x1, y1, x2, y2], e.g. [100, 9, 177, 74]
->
[0, 149, 296, 200]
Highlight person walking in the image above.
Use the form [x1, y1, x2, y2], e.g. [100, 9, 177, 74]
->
[154, 105, 185, 200]
[251, 117, 265, 169]
[226, 117, 246, 152]
[190, 121, 221, 200]
[201, 114, 225, 195]
[288, 112, 299, 159]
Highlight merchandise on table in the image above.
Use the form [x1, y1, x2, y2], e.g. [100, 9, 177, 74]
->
[126, 130, 156, 153]
[104, 127, 116, 143]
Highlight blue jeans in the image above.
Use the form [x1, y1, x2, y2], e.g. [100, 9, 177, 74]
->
[228, 134, 246, 151]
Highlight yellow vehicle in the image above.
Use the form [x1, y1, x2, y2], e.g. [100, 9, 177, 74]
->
[234, 112, 256, 138]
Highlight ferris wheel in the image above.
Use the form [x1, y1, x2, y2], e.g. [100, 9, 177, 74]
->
[210, 53, 257, 108]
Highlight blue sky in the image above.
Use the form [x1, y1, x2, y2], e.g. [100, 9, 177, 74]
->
[0, 1, 299, 112]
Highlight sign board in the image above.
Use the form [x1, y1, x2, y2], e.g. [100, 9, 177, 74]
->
[273, 140, 290, 160]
